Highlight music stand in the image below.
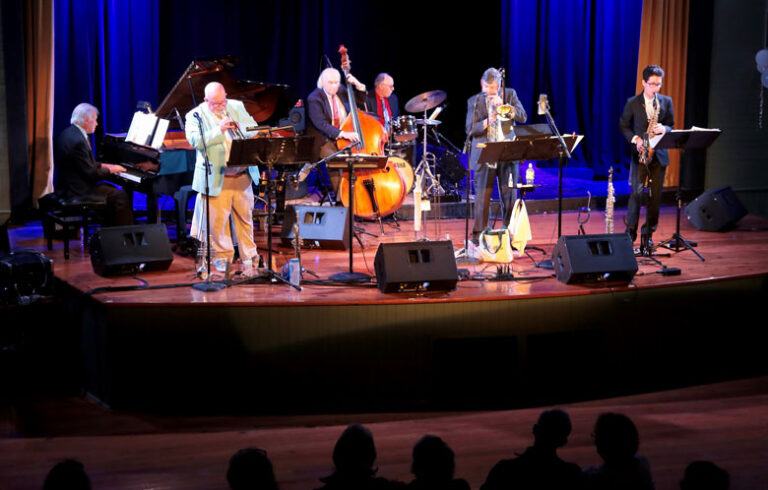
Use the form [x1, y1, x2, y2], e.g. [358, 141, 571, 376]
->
[327, 154, 389, 282]
[474, 135, 582, 268]
[655, 128, 722, 261]
[478, 134, 582, 228]
[228, 136, 314, 289]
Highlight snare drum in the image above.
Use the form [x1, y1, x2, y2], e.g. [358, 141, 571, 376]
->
[391, 115, 417, 142]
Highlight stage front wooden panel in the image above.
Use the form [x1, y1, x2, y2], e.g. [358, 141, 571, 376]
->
[13, 208, 768, 413]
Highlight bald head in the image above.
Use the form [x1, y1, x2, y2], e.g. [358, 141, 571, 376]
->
[204, 82, 227, 114]
[374, 73, 394, 98]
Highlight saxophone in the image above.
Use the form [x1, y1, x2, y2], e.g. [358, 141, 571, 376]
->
[638, 97, 658, 167]
[605, 166, 615, 233]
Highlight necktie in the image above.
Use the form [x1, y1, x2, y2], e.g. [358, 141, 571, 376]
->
[331, 96, 340, 127]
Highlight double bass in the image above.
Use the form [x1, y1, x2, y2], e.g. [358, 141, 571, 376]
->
[335, 45, 407, 220]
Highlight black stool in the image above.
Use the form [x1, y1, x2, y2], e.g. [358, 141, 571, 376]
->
[39, 194, 106, 259]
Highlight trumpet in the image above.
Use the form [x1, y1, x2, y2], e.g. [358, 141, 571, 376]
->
[218, 110, 246, 140]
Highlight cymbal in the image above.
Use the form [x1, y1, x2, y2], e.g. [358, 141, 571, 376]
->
[414, 119, 442, 126]
[405, 90, 447, 113]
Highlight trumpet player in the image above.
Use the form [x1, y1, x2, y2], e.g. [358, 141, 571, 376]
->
[466, 67, 527, 244]
[185, 81, 261, 273]
[619, 64, 674, 254]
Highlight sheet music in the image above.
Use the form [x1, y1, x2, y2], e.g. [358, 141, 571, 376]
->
[125, 111, 170, 149]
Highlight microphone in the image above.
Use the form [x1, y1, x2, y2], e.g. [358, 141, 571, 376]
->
[428, 105, 444, 120]
[174, 107, 185, 131]
[298, 162, 316, 182]
[537, 94, 549, 115]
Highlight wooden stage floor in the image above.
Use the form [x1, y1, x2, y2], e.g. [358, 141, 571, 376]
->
[3, 207, 768, 489]
[10, 206, 768, 305]
[1, 377, 767, 490]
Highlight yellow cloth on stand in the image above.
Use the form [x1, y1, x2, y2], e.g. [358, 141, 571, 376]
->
[509, 199, 532, 254]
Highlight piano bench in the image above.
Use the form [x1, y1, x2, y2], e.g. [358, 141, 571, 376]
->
[173, 185, 197, 242]
[39, 195, 106, 260]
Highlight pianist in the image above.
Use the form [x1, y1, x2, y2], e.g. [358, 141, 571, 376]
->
[185, 81, 261, 273]
[54, 103, 133, 226]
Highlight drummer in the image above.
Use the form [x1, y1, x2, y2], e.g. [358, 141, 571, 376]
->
[365, 73, 400, 131]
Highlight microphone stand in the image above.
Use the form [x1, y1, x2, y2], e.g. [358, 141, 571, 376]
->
[191, 112, 228, 292]
[457, 95, 481, 262]
[539, 97, 571, 238]
[538, 96, 572, 270]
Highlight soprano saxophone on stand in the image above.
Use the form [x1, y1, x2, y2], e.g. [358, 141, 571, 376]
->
[605, 166, 615, 233]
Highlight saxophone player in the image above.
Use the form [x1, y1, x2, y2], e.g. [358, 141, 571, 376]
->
[619, 64, 674, 254]
[466, 68, 527, 244]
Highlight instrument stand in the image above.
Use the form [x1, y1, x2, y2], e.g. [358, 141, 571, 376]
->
[654, 128, 721, 261]
[329, 154, 382, 283]
[191, 113, 228, 292]
[513, 184, 547, 257]
[227, 136, 315, 291]
[261, 161, 301, 290]
[454, 157, 480, 263]
[657, 189, 704, 261]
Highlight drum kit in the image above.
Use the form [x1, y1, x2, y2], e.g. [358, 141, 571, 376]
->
[383, 89, 447, 198]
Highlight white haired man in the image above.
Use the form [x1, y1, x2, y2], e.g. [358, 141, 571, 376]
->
[185, 82, 261, 272]
[53, 103, 133, 226]
[306, 67, 367, 200]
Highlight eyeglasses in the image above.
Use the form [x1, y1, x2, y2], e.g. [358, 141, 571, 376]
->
[645, 81, 662, 87]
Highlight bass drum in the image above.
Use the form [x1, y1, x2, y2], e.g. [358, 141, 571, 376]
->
[389, 156, 414, 194]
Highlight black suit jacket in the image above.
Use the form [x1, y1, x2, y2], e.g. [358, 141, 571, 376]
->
[364, 92, 400, 122]
[619, 93, 675, 166]
[465, 88, 527, 170]
[53, 124, 110, 198]
[306, 85, 366, 142]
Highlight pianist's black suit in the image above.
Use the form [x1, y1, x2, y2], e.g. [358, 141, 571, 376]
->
[54, 124, 133, 226]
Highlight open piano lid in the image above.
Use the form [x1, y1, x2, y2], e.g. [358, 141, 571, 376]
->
[155, 56, 287, 129]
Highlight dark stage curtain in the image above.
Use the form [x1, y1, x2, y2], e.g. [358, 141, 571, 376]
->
[53, 0, 159, 137]
[49, 0, 644, 182]
[503, 0, 644, 178]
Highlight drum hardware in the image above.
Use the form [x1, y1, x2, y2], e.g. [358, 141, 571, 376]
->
[405, 90, 448, 240]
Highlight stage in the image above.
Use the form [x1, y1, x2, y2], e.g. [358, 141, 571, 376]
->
[7, 206, 768, 413]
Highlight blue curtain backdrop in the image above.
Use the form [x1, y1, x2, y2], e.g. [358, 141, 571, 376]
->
[503, 0, 643, 176]
[53, 0, 158, 137]
[53, 0, 642, 179]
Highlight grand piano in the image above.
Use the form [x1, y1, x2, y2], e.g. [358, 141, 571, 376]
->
[100, 56, 287, 240]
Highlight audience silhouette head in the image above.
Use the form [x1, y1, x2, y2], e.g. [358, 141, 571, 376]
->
[680, 461, 730, 490]
[533, 408, 572, 449]
[226, 447, 278, 490]
[411, 434, 456, 482]
[332, 423, 377, 477]
[593, 412, 640, 463]
[43, 459, 91, 490]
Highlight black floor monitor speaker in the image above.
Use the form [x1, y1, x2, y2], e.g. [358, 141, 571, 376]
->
[374, 240, 458, 293]
[551, 233, 637, 284]
[90, 224, 173, 276]
[281, 205, 349, 250]
[685, 186, 747, 231]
